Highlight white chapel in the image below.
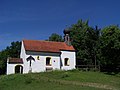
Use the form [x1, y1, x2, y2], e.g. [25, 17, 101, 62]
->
[7, 30, 76, 74]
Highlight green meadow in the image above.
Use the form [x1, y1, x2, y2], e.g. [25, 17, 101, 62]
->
[0, 70, 120, 90]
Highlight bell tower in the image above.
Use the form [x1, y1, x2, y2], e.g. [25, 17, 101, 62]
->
[63, 28, 71, 46]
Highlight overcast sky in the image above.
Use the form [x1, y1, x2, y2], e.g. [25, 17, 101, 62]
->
[0, 0, 120, 50]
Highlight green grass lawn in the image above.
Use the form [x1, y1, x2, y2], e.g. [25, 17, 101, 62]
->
[0, 70, 120, 90]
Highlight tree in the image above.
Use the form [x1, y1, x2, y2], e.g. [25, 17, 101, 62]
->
[0, 50, 9, 74]
[69, 20, 100, 66]
[0, 41, 21, 74]
[100, 25, 120, 72]
[48, 33, 63, 42]
[6, 41, 21, 58]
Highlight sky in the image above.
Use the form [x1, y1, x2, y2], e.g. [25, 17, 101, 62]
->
[0, 0, 120, 50]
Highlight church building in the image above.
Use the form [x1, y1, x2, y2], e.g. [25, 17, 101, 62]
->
[7, 30, 76, 74]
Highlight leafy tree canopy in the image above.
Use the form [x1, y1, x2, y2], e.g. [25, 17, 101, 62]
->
[48, 33, 63, 42]
[100, 25, 120, 71]
[0, 41, 21, 74]
[69, 20, 100, 65]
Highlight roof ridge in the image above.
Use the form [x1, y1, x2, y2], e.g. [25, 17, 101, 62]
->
[23, 39, 64, 43]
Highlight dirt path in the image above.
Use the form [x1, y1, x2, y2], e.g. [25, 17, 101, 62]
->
[31, 75, 117, 90]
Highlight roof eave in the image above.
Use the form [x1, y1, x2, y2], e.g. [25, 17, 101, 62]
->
[26, 50, 61, 54]
[8, 62, 23, 64]
[59, 49, 75, 52]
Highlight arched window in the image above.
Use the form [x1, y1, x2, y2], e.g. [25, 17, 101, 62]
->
[46, 57, 51, 66]
[64, 58, 69, 66]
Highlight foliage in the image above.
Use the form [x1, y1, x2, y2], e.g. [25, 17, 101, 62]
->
[0, 50, 9, 74]
[0, 71, 119, 90]
[48, 33, 63, 42]
[0, 41, 21, 74]
[5, 41, 21, 58]
[69, 20, 100, 66]
[67, 20, 120, 72]
[100, 25, 120, 72]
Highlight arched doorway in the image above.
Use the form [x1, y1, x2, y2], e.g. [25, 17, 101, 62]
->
[15, 65, 23, 74]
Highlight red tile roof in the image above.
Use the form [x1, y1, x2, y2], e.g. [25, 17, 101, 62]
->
[23, 40, 75, 53]
[8, 58, 23, 64]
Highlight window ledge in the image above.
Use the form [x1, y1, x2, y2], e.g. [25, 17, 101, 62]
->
[46, 64, 52, 66]
[65, 65, 70, 66]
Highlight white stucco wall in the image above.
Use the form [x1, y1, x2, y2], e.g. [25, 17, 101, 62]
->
[20, 41, 28, 73]
[7, 63, 23, 75]
[61, 50, 76, 70]
[20, 41, 26, 62]
[24, 52, 61, 73]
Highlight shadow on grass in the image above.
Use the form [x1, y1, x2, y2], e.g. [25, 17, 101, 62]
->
[103, 71, 120, 77]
